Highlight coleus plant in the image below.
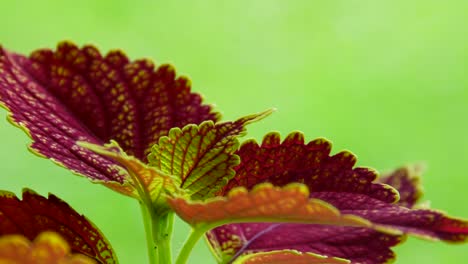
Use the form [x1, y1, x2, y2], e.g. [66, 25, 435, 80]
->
[0, 41, 467, 264]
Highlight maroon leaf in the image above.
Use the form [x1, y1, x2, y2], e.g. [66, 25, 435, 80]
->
[222, 132, 399, 203]
[170, 182, 402, 263]
[311, 192, 468, 242]
[207, 132, 468, 264]
[208, 193, 468, 263]
[0, 189, 117, 264]
[207, 224, 402, 264]
[378, 164, 424, 208]
[0, 42, 219, 182]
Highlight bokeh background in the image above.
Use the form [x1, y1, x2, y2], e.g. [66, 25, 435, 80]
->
[1, 0, 467, 263]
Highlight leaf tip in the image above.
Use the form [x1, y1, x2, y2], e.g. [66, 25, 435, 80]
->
[255, 108, 276, 120]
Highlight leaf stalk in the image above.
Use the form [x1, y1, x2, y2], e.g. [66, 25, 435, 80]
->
[175, 227, 205, 264]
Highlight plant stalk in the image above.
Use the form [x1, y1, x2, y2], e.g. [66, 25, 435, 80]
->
[140, 202, 175, 264]
[140, 202, 158, 264]
[175, 227, 205, 264]
[154, 211, 174, 264]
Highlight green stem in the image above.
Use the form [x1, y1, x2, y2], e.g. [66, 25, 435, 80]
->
[175, 227, 206, 264]
[140, 202, 158, 264]
[140, 202, 175, 264]
[154, 212, 174, 264]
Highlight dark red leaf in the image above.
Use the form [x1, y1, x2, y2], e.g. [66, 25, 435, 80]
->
[0, 189, 117, 264]
[378, 164, 424, 208]
[0, 42, 219, 182]
[207, 133, 468, 264]
[312, 191, 468, 242]
[222, 132, 398, 203]
[208, 224, 401, 264]
[208, 190, 468, 264]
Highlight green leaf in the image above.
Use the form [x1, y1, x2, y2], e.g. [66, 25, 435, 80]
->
[148, 109, 274, 199]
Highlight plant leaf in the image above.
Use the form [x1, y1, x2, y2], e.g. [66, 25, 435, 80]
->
[169, 183, 402, 264]
[209, 224, 402, 264]
[148, 110, 273, 199]
[203, 133, 468, 263]
[0, 232, 96, 264]
[168, 183, 382, 228]
[205, 191, 468, 264]
[0, 41, 219, 182]
[233, 250, 350, 264]
[222, 132, 399, 203]
[311, 191, 468, 242]
[378, 164, 424, 208]
[0, 189, 117, 264]
[79, 140, 181, 211]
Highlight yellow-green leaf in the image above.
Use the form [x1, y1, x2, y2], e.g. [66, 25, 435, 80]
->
[148, 110, 273, 199]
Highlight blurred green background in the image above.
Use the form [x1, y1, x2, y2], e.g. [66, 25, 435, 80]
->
[1, 0, 467, 263]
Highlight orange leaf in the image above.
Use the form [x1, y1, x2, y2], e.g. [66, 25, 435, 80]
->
[167, 183, 382, 230]
[234, 250, 350, 264]
[0, 232, 96, 264]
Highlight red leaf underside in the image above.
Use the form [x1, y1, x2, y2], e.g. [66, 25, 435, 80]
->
[0, 41, 219, 182]
[208, 224, 401, 264]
